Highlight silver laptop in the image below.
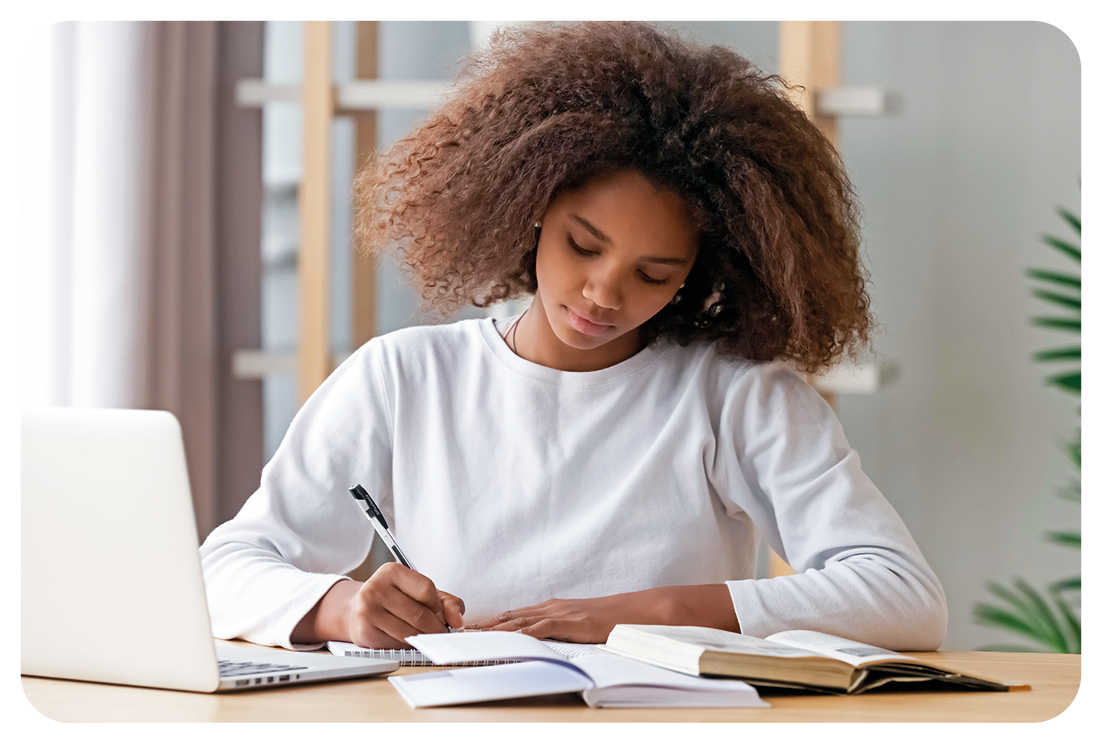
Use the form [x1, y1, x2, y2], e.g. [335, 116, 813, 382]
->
[21, 407, 398, 692]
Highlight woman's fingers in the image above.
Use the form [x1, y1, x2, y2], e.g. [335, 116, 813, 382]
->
[514, 619, 567, 640]
[463, 608, 532, 630]
[439, 591, 466, 628]
[465, 614, 575, 641]
[353, 589, 441, 646]
[386, 563, 446, 615]
[464, 601, 560, 630]
[351, 605, 425, 649]
[350, 563, 461, 646]
[459, 598, 611, 643]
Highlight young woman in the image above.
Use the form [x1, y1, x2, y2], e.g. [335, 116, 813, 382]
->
[200, 22, 947, 652]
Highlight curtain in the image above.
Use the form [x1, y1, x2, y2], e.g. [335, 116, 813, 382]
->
[46, 22, 263, 539]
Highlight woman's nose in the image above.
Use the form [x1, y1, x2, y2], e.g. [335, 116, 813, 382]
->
[582, 266, 624, 310]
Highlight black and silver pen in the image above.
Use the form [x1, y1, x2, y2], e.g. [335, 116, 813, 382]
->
[348, 484, 452, 631]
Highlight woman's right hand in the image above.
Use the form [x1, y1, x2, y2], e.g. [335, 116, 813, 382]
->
[291, 562, 464, 648]
[349, 562, 465, 648]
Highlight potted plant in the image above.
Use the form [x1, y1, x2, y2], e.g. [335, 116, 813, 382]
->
[972, 204, 1081, 653]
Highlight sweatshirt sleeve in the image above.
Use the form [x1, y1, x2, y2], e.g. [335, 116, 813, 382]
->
[717, 363, 948, 651]
[198, 339, 394, 650]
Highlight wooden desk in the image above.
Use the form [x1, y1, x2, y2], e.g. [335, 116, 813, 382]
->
[21, 650, 1080, 723]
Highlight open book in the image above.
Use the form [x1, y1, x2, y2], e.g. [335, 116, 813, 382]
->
[390, 631, 767, 708]
[604, 625, 1017, 694]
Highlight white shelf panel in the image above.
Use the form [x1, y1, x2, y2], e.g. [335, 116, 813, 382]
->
[232, 349, 352, 379]
[811, 361, 898, 395]
[815, 87, 890, 117]
[235, 79, 446, 111]
[236, 80, 298, 106]
[337, 80, 446, 110]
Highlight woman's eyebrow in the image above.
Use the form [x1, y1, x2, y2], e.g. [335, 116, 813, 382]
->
[569, 213, 611, 243]
[568, 213, 690, 265]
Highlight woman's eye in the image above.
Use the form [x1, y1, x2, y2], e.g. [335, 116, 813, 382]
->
[567, 234, 670, 285]
[567, 236, 596, 256]
[639, 272, 671, 286]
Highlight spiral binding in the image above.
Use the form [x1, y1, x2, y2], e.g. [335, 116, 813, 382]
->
[341, 647, 516, 667]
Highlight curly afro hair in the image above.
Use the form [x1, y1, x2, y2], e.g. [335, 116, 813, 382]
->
[355, 21, 873, 374]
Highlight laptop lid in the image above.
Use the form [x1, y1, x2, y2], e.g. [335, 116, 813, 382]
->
[22, 408, 222, 692]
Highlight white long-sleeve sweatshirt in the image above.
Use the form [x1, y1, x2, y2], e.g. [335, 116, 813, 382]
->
[199, 317, 947, 652]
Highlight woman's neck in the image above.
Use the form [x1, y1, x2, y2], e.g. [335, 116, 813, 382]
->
[509, 293, 644, 372]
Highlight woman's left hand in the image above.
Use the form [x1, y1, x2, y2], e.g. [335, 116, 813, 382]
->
[461, 595, 645, 643]
[461, 584, 740, 644]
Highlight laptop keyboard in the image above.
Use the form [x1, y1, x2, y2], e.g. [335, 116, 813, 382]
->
[218, 659, 310, 679]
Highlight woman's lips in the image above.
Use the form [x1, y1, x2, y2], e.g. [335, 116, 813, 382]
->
[564, 306, 613, 336]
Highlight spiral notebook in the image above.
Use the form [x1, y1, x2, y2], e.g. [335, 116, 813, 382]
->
[326, 640, 600, 667]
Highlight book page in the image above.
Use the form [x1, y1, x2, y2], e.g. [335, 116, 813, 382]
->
[765, 630, 908, 666]
[545, 642, 609, 659]
[408, 630, 570, 665]
[616, 625, 827, 658]
[390, 660, 591, 708]
[573, 653, 760, 692]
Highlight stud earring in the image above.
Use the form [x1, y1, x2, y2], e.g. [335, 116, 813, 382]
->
[534, 221, 542, 229]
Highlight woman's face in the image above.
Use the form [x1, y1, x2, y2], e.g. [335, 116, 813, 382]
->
[525, 169, 700, 371]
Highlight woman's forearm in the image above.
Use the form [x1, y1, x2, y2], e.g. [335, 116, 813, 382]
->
[650, 583, 741, 632]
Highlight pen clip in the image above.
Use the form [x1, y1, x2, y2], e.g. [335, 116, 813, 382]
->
[349, 484, 388, 529]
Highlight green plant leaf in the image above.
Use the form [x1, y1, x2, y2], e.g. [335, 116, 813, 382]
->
[979, 582, 1063, 650]
[1057, 208, 1081, 235]
[1045, 371, 1081, 394]
[973, 603, 1066, 653]
[973, 603, 1044, 643]
[1053, 594, 1081, 654]
[1032, 289, 1081, 312]
[1043, 235, 1081, 262]
[984, 581, 1033, 616]
[1012, 579, 1068, 653]
[1067, 440, 1080, 470]
[1032, 347, 1080, 362]
[1050, 576, 1081, 593]
[1031, 317, 1081, 332]
[975, 579, 1081, 653]
[1026, 269, 1080, 290]
[1057, 481, 1080, 503]
[1047, 531, 1081, 549]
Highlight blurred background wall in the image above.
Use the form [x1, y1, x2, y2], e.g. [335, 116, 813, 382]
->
[29, 21, 1081, 652]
